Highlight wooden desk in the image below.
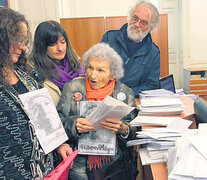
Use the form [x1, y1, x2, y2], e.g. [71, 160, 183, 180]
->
[136, 95, 195, 180]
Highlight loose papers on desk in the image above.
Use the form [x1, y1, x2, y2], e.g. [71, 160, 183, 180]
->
[140, 89, 179, 99]
[168, 124, 207, 180]
[78, 96, 135, 155]
[138, 89, 184, 115]
[127, 118, 192, 165]
[130, 116, 176, 126]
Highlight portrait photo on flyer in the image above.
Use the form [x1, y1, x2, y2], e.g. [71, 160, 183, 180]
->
[19, 88, 68, 154]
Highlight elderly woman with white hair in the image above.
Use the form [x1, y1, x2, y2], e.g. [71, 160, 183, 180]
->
[57, 43, 139, 180]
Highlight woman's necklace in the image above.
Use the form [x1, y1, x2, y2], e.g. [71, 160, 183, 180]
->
[14, 67, 43, 91]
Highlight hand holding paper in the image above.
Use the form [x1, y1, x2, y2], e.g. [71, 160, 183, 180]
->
[76, 118, 95, 133]
[86, 96, 134, 129]
[100, 118, 128, 135]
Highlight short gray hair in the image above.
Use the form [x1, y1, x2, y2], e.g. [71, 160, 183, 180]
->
[128, 0, 160, 31]
[82, 43, 124, 80]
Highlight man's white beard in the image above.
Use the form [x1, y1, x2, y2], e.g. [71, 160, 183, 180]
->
[127, 24, 149, 42]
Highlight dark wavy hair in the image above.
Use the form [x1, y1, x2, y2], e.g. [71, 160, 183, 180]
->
[0, 7, 31, 84]
[29, 20, 80, 80]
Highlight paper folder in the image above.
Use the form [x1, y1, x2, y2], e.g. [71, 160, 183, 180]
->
[44, 150, 79, 180]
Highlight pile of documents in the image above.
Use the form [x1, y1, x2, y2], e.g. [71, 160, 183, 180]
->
[168, 124, 207, 179]
[85, 96, 134, 128]
[130, 116, 177, 127]
[127, 118, 192, 165]
[138, 89, 184, 115]
[139, 89, 178, 99]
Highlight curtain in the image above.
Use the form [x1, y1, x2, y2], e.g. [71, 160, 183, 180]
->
[9, 0, 59, 38]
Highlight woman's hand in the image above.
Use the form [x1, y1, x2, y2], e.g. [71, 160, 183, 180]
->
[100, 118, 128, 135]
[57, 144, 73, 159]
[76, 118, 95, 133]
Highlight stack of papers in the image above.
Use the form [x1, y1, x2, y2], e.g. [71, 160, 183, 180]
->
[138, 89, 184, 115]
[169, 124, 207, 179]
[140, 89, 179, 99]
[127, 118, 192, 165]
[130, 116, 176, 127]
[86, 96, 134, 128]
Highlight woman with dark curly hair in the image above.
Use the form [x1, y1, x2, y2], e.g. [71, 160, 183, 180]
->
[0, 8, 72, 179]
[29, 20, 86, 106]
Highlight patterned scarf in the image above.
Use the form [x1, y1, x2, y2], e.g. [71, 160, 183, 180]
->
[85, 77, 116, 172]
[52, 58, 85, 90]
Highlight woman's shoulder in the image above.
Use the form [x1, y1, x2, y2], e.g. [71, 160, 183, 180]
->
[60, 77, 86, 101]
[115, 80, 133, 93]
[44, 79, 60, 91]
[67, 76, 86, 86]
[44, 79, 61, 106]
[63, 76, 86, 92]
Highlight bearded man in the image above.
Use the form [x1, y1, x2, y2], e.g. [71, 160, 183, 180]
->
[101, 0, 160, 98]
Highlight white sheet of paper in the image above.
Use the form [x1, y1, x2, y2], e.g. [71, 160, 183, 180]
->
[86, 96, 134, 128]
[189, 135, 207, 160]
[173, 145, 196, 176]
[140, 98, 183, 107]
[139, 148, 166, 165]
[19, 88, 68, 154]
[169, 131, 207, 179]
[198, 123, 207, 135]
[138, 106, 184, 116]
[167, 146, 178, 175]
[79, 101, 116, 155]
[194, 147, 207, 178]
[144, 128, 180, 133]
[130, 116, 174, 126]
[138, 131, 181, 140]
[166, 117, 192, 133]
[126, 139, 154, 147]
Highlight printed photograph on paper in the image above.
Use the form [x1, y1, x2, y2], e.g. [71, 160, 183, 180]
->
[80, 101, 101, 117]
[19, 88, 68, 154]
[78, 101, 116, 155]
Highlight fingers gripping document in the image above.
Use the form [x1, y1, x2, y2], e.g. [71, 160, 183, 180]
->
[78, 96, 135, 155]
[85, 96, 135, 128]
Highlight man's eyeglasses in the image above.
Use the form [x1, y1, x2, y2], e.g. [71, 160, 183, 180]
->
[132, 15, 149, 26]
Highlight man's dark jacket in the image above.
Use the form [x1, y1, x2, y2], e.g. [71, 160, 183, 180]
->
[101, 23, 160, 97]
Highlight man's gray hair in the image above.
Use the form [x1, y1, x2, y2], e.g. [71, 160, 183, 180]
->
[128, 0, 160, 31]
[82, 43, 124, 80]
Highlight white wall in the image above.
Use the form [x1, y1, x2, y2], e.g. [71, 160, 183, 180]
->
[159, 0, 182, 88]
[182, 0, 207, 69]
[10, 0, 59, 37]
[58, 0, 136, 18]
